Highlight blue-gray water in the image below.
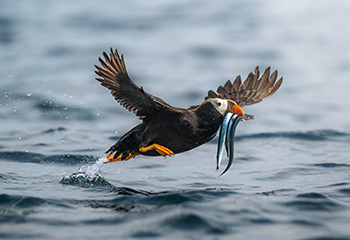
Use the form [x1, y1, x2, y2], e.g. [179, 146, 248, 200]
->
[1, 1, 350, 239]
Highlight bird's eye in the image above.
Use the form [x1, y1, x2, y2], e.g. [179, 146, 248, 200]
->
[216, 102, 222, 107]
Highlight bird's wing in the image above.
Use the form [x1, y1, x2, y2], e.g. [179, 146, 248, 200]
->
[95, 48, 182, 120]
[205, 66, 283, 107]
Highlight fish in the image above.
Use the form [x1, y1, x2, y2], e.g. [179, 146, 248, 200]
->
[217, 113, 244, 177]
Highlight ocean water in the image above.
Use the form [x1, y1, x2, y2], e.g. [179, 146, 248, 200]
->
[1, 1, 350, 239]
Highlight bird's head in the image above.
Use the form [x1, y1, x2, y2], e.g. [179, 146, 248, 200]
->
[206, 98, 245, 117]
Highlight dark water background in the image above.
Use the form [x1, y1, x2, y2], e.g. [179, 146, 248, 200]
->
[1, 1, 350, 239]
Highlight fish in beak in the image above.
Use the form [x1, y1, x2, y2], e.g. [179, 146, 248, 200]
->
[216, 100, 245, 177]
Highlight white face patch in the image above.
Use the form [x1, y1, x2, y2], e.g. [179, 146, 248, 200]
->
[210, 98, 228, 115]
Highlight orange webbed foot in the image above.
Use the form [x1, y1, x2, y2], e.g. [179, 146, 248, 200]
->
[104, 152, 139, 163]
[139, 143, 174, 157]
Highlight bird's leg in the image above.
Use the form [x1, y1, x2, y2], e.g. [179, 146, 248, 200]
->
[139, 143, 174, 157]
[104, 152, 140, 163]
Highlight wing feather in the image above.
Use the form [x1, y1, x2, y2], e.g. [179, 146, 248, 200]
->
[224, 80, 232, 93]
[205, 66, 282, 107]
[95, 48, 181, 120]
[232, 76, 241, 92]
[207, 90, 219, 98]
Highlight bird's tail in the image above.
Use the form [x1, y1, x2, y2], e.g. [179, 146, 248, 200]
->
[104, 124, 142, 163]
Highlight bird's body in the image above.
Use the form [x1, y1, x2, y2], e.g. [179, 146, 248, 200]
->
[105, 100, 223, 160]
[95, 48, 282, 164]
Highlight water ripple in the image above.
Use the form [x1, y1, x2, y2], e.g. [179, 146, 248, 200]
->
[282, 193, 344, 212]
[159, 212, 228, 234]
[313, 163, 350, 168]
[236, 129, 349, 142]
[34, 98, 96, 121]
[0, 151, 98, 165]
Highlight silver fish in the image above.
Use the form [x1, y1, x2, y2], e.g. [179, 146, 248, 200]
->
[216, 112, 233, 171]
[217, 113, 243, 177]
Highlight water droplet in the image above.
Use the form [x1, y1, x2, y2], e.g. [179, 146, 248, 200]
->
[27, 93, 32, 96]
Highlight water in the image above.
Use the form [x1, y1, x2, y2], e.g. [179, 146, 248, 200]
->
[1, 0, 350, 239]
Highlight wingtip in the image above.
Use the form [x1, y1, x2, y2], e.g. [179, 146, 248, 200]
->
[109, 47, 122, 60]
[271, 69, 278, 77]
[254, 65, 260, 75]
[102, 51, 110, 61]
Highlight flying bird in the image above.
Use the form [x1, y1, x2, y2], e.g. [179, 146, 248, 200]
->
[94, 48, 282, 175]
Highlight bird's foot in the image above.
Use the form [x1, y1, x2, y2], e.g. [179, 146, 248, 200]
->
[139, 143, 174, 157]
[104, 152, 139, 163]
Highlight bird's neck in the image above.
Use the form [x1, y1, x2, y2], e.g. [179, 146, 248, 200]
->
[194, 102, 223, 124]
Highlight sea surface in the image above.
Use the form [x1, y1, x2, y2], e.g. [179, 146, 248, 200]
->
[1, 1, 350, 239]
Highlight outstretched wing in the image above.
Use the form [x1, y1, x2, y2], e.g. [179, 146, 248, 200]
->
[95, 48, 181, 120]
[205, 66, 283, 107]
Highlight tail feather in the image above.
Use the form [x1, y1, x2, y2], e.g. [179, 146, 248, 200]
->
[105, 124, 142, 160]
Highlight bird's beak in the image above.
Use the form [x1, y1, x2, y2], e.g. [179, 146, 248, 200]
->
[216, 112, 244, 177]
[226, 100, 245, 117]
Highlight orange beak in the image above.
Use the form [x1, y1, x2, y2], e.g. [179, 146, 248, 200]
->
[227, 100, 245, 116]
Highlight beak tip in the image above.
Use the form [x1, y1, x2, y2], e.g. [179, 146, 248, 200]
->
[232, 104, 244, 117]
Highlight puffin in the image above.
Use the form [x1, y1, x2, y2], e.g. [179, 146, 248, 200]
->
[94, 48, 282, 174]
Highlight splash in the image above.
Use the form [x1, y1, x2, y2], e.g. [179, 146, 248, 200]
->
[60, 157, 150, 194]
[60, 157, 108, 187]
[77, 157, 105, 178]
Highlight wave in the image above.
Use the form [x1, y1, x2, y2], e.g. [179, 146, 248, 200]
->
[206, 129, 349, 145]
[0, 151, 98, 165]
[235, 129, 349, 142]
[1, 129, 348, 165]
[0, 187, 237, 215]
[0, 92, 96, 121]
[1, 186, 346, 234]
[60, 172, 150, 195]
[34, 98, 96, 121]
